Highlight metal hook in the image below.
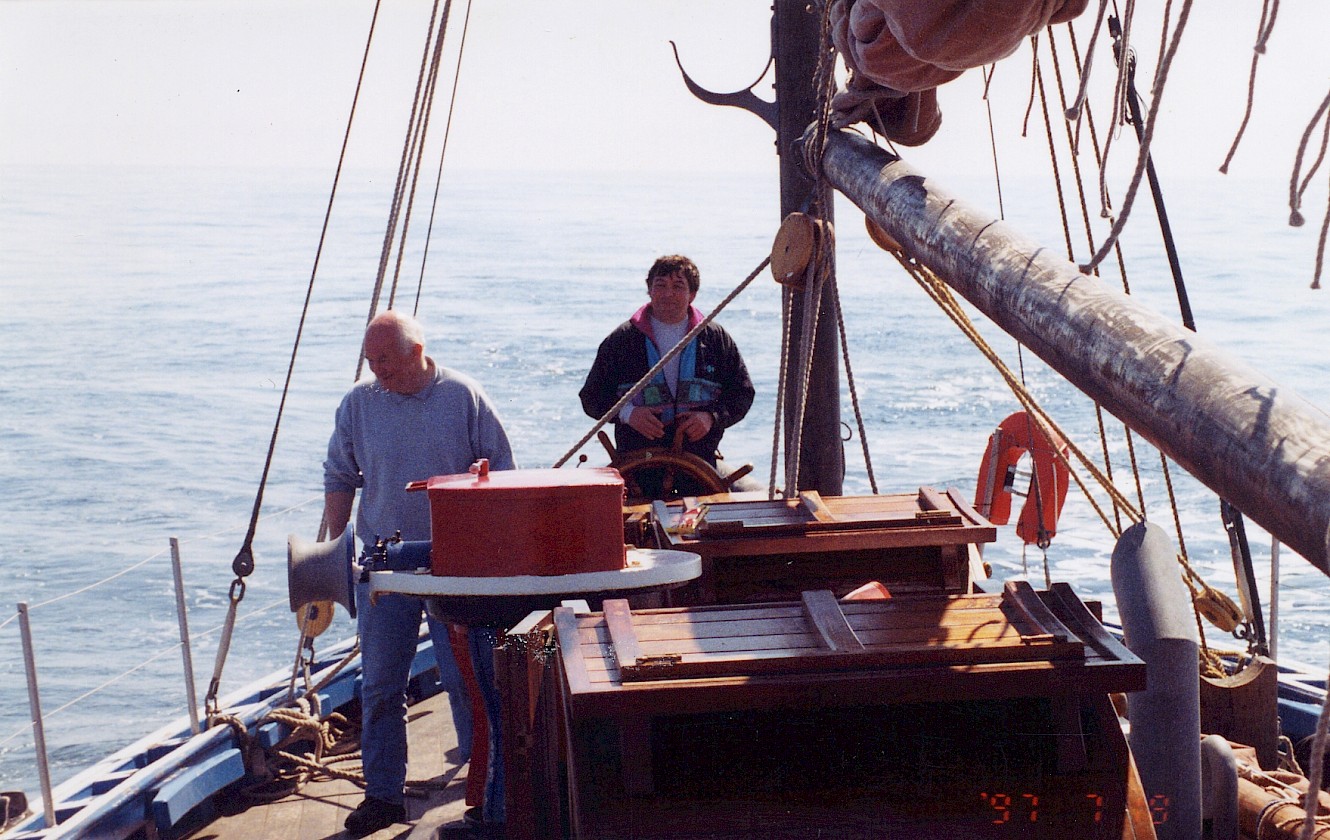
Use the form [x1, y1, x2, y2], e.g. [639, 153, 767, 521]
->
[669, 40, 777, 131]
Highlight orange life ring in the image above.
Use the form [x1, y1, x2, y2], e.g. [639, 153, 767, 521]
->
[973, 411, 1070, 547]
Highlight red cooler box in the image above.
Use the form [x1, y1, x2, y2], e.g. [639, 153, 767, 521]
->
[420, 463, 627, 577]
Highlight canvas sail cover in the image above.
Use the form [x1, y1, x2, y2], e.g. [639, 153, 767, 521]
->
[829, 0, 1089, 144]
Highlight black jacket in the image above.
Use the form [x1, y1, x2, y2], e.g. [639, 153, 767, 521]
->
[579, 310, 754, 465]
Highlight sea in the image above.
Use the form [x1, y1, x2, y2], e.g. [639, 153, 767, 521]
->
[2, 161, 1328, 797]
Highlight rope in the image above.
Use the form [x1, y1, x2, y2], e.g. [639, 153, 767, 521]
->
[1219, 0, 1280, 174]
[1063, 0, 1112, 121]
[980, 65, 1007, 220]
[202, 1, 386, 717]
[1300, 662, 1330, 839]
[213, 642, 452, 804]
[1031, 41, 1078, 273]
[769, 286, 795, 498]
[386, 0, 458, 312]
[1093, 1, 1133, 228]
[1046, 15, 1229, 644]
[783, 240, 830, 496]
[357, 0, 446, 381]
[1081, 0, 1197, 274]
[833, 276, 877, 494]
[1288, 89, 1330, 288]
[551, 257, 770, 469]
[889, 251, 1245, 644]
[889, 252, 1137, 532]
[412, 0, 474, 314]
[779, 0, 842, 496]
[1064, 19, 1151, 531]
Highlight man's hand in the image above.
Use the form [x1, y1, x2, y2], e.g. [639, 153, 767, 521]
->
[627, 405, 667, 440]
[676, 410, 715, 442]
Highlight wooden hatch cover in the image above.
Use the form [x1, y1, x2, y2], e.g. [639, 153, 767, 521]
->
[652, 487, 995, 549]
[553, 581, 1145, 710]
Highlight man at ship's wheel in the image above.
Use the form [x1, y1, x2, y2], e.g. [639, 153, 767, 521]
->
[579, 254, 754, 498]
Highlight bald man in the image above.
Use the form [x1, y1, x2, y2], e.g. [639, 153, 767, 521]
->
[323, 310, 515, 837]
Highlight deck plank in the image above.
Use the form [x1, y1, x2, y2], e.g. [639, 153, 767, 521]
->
[187, 691, 473, 840]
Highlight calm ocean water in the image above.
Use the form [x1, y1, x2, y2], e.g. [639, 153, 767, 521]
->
[1, 162, 1328, 795]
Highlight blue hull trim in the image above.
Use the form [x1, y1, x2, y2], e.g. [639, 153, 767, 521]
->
[2, 633, 441, 840]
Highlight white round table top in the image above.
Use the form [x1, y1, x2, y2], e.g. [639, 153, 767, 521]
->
[368, 548, 701, 597]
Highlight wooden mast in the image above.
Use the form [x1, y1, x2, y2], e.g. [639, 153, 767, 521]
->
[817, 128, 1330, 575]
[773, 0, 844, 495]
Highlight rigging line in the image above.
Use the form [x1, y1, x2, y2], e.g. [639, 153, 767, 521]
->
[2, 593, 287, 751]
[27, 643, 192, 728]
[1293, 105, 1330, 211]
[1115, 31, 1196, 330]
[0, 721, 31, 751]
[913, 259, 1138, 526]
[785, 244, 831, 497]
[1315, 173, 1330, 290]
[1046, 30, 1107, 270]
[1298, 656, 1330, 839]
[413, 0, 475, 314]
[1219, 0, 1280, 174]
[980, 64, 1006, 220]
[388, 34, 444, 310]
[1110, 10, 1264, 651]
[1080, 0, 1197, 274]
[1020, 35, 1039, 138]
[229, 0, 390, 581]
[1064, 0, 1112, 122]
[387, 1, 455, 310]
[1096, 0, 1134, 219]
[551, 256, 771, 469]
[1048, 25, 1138, 531]
[10, 494, 324, 617]
[769, 285, 794, 499]
[832, 276, 876, 494]
[1065, 21, 1147, 519]
[783, 0, 840, 495]
[1157, 446, 1217, 660]
[894, 252, 1137, 531]
[1288, 91, 1330, 288]
[1032, 43, 1077, 265]
[191, 595, 289, 641]
[273, 0, 384, 510]
[358, 0, 446, 382]
[22, 547, 167, 611]
[1020, 38, 1073, 549]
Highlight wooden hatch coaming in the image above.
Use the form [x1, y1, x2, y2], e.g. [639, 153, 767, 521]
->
[650, 487, 996, 558]
[552, 581, 1145, 719]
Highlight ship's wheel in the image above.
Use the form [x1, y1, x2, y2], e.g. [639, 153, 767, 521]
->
[598, 430, 752, 502]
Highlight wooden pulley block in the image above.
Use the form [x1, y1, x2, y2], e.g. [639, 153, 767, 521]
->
[1194, 587, 1243, 633]
[771, 212, 818, 287]
[865, 216, 902, 253]
[297, 600, 336, 638]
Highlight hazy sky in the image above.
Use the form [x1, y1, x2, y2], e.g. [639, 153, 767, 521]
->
[3, 0, 1328, 182]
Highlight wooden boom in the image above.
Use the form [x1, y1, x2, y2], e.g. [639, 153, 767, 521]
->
[818, 128, 1330, 576]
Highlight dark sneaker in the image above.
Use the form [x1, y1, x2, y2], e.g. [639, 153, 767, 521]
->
[345, 796, 406, 838]
[461, 806, 505, 839]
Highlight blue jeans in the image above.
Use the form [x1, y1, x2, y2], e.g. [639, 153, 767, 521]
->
[468, 626, 505, 824]
[355, 581, 473, 804]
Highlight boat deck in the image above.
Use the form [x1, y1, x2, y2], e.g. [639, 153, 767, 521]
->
[187, 690, 472, 840]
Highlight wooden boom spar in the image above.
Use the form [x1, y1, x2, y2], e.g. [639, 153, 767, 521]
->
[817, 128, 1330, 575]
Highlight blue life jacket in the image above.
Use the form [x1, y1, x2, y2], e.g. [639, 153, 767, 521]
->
[620, 334, 721, 424]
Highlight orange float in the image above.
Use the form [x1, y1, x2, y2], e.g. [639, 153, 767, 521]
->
[974, 411, 1070, 547]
